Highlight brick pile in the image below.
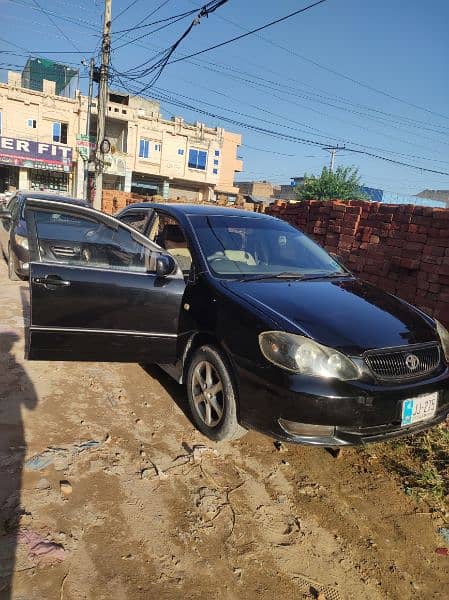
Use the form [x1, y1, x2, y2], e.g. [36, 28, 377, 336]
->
[267, 200, 449, 328]
[101, 191, 258, 215]
[102, 190, 150, 214]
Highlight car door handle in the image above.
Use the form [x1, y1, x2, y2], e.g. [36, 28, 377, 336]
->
[33, 275, 71, 287]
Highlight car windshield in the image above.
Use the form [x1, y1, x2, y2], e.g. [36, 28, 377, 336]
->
[189, 215, 346, 279]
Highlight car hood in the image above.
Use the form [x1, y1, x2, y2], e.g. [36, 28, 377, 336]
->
[221, 276, 437, 355]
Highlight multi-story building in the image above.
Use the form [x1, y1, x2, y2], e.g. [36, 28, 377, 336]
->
[0, 70, 80, 195]
[0, 64, 243, 203]
[84, 91, 242, 202]
[236, 180, 279, 198]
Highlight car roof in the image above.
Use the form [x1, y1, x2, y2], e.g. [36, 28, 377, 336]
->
[17, 191, 88, 206]
[122, 202, 274, 220]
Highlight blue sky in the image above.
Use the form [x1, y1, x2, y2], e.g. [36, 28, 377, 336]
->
[1, 0, 449, 195]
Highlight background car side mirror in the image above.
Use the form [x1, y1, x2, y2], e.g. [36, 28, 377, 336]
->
[156, 254, 176, 277]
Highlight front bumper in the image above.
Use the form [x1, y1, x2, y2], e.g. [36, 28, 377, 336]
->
[236, 361, 449, 446]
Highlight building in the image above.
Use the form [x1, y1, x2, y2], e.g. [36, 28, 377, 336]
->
[278, 176, 304, 201]
[236, 180, 279, 198]
[0, 64, 243, 202]
[362, 186, 447, 208]
[416, 189, 449, 208]
[0, 70, 79, 195]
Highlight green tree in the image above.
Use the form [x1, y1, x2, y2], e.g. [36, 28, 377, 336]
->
[296, 166, 367, 201]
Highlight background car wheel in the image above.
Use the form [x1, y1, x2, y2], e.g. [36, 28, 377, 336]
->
[186, 345, 247, 442]
[8, 246, 20, 281]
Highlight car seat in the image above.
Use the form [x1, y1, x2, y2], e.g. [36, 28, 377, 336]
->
[160, 223, 192, 272]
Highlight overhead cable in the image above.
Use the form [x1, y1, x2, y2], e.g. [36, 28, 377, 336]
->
[168, 0, 330, 65]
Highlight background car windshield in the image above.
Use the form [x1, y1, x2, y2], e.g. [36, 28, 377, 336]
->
[189, 215, 344, 278]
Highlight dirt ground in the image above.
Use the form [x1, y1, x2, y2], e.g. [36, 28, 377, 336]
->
[1, 260, 449, 600]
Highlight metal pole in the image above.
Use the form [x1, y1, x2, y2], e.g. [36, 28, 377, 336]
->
[83, 57, 95, 201]
[94, 0, 112, 210]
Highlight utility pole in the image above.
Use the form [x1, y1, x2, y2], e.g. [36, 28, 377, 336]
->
[83, 57, 95, 201]
[322, 145, 345, 172]
[94, 0, 112, 210]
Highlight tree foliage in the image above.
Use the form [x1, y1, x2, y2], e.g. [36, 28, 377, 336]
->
[296, 166, 367, 201]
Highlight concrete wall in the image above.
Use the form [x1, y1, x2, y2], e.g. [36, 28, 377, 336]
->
[217, 131, 242, 195]
[267, 199, 449, 328]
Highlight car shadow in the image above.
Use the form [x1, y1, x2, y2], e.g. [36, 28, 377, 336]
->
[140, 364, 194, 427]
[0, 331, 38, 598]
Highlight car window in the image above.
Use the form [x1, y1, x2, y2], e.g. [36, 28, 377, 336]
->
[149, 211, 192, 274]
[118, 211, 150, 233]
[31, 209, 151, 272]
[189, 215, 344, 278]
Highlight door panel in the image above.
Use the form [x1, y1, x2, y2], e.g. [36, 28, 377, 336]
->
[25, 199, 185, 363]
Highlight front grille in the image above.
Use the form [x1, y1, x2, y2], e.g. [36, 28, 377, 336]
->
[51, 246, 77, 257]
[364, 343, 441, 381]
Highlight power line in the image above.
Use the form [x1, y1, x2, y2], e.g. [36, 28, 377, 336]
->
[32, 0, 82, 52]
[167, 0, 330, 65]
[120, 82, 449, 177]
[8, 0, 100, 35]
[113, 11, 198, 52]
[113, 6, 197, 35]
[241, 145, 296, 157]
[128, 1, 232, 94]
[114, 0, 144, 22]
[213, 11, 449, 123]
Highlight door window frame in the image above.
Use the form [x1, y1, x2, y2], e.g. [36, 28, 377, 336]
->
[24, 199, 183, 278]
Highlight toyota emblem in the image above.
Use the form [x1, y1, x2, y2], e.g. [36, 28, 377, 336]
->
[405, 354, 420, 371]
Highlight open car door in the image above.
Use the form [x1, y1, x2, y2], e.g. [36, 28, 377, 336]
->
[24, 198, 185, 362]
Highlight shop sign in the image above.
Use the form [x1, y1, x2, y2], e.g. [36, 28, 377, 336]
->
[76, 134, 96, 160]
[0, 136, 73, 171]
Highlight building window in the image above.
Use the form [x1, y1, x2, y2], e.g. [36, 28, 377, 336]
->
[213, 168, 218, 175]
[214, 150, 220, 157]
[27, 119, 37, 129]
[139, 138, 150, 159]
[188, 148, 207, 170]
[154, 143, 161, 152]
[178, 149, 184, 155]
[52, 122, 68, 144]
[213, 159, 219, 166]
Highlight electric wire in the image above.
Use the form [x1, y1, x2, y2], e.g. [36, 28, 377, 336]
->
[211, 10, 449, 123]
[167, 0, 330, 65]
[117, 79, 449, 177]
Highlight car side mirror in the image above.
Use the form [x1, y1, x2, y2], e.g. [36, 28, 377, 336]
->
[156, 254, 176, 277]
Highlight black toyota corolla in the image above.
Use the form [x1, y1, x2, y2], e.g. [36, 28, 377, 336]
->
[23, 199, 449, 446]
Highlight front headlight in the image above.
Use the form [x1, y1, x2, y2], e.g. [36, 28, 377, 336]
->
[259, 331, 360, 380]
[15, 234, 29, 250]
[436, 320, 449, 362]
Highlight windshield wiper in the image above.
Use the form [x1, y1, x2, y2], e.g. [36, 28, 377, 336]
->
[239, 271, 349, 282]
[299, 271, 349, 281]
[240, 272, 305, 282]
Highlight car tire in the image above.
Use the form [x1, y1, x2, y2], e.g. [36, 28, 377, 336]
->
[186, 345, 247, 442]
[8, 246, 20, 281]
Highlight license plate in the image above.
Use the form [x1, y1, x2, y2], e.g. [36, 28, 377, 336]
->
[401, 392, 438, 426]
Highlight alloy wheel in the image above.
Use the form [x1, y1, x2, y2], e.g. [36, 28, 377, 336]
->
[191, 360, 224, 427]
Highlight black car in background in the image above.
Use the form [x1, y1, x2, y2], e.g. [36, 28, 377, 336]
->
[22, 199, 449, 446]
[0, 191, 87, 280]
